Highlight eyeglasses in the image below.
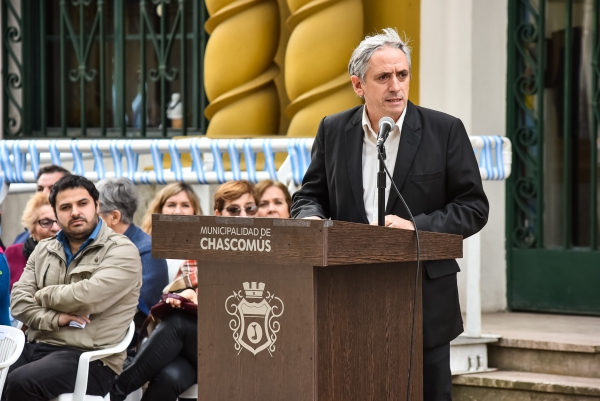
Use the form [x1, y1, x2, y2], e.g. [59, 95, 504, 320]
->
[224, 205, 258, 216]
[37, 218, 58, 228]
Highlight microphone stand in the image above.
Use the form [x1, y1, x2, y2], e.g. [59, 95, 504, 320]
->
[377, 140, 386, 227]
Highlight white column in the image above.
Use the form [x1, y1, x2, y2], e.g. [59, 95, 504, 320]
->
[465, 233, 481, 337]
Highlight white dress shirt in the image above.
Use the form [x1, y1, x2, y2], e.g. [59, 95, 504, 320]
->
[361, 105, 407, 224]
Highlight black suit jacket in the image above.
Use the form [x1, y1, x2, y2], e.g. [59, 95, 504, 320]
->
[291, 101, 489, 348]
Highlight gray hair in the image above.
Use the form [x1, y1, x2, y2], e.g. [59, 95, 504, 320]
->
[348, 28, 411, 81]
[97, 177, 138, 225]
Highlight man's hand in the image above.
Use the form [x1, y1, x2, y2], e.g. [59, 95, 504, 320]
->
[371, 214, 415, 230]
[57, 313, 90, 327]
[302, 216, 322, 220]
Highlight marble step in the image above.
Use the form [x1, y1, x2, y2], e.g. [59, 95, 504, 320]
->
[477, 312, 600, 379]
[487, 335, 600, 379]
[453, 371, 600, 400]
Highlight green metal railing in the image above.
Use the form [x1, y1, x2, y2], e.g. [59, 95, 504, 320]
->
[506, 0, 545, 250]
[2, 0, 208, 138]
[507, 0, 600, 313]
[507, 0, 600, 250]
[2, 0, 24, 137]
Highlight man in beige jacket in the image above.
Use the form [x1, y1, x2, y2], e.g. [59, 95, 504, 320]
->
[5, 175, 142, 401]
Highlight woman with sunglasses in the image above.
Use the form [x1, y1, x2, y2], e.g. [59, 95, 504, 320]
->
[214, 180, 259, 217]
[110, 180, 259, 401]
[5, 192, 60, 291]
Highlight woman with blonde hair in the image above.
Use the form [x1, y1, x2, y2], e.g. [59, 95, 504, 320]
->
[5, 192, 60, 290]
[141, 183, 202, 282]
[141, 182, 202, 235]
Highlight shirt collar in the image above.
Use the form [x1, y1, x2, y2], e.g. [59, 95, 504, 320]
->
[57, 218, 102, 256]
[361, 104, 408, 139]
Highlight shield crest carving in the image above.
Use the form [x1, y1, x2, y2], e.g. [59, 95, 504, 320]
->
[225, 282, 284, 356]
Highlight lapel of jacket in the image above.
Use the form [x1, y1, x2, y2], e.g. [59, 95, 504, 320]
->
[345, 106, 369, 224]
[386, 101, 422, 214]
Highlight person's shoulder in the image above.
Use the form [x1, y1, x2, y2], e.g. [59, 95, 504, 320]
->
[128, 227, 152, 254]
[34, 236, 58, 252]
[17, 237, 58, 265]
[5, 242, 24, 256]
[322, 105, 362, 127]
[124, 224, 151, 245]
[107, 231, 138, 248]
[12, 230, 29, 245]
[101, 224, 139, 250]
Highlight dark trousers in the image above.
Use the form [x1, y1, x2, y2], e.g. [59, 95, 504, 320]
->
[111, 311, 197, 401]
[2, 342, 115, 401]
[423, 342, 452, 401]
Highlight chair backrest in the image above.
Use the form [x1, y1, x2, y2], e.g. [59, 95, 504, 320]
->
[0, 325, 26, 394]
[0, 326, 25, 367]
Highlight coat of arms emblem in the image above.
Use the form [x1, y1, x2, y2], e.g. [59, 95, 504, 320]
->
[225, 282, 284, 356]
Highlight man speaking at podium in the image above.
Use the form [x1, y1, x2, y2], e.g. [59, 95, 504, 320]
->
[291, 28, 489, 400]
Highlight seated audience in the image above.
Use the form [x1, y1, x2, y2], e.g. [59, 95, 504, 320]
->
[141, 183, 202, 282]
[110, 180, 258, 401]
[0, 248, 10, 326]
[97, 177, 168, 316]
[255, 179, 292, 218]
[6, 175, 141, 401]
[12, 165, 70, 245]
[5, 193, 60, 291]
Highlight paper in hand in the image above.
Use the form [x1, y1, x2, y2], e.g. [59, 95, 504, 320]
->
[69, 315, 90, 329]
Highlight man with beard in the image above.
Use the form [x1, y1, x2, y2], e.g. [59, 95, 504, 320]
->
[6, 175, 142, 401]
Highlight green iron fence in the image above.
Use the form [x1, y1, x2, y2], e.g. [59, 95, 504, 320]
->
[507, 0, 600, 314]
[506, 0, 546, 250]
[2, 0, 208, 138]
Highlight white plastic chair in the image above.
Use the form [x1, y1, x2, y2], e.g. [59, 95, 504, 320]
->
[124, 383, 197, 400]
[178, 384, 198, 399]
[51, 321, 135, 401]
[0, 325, 26, 394]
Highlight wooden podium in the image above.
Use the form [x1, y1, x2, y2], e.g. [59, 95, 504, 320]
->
[152, 215, 462, 401]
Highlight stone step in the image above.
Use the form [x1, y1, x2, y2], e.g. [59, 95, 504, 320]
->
[453, 371, 600, 400]
[488, 337, 600, 379]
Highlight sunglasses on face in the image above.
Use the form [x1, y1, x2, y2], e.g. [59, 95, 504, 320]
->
[224, 205, 258, 216]
[37, 218, 58, 228]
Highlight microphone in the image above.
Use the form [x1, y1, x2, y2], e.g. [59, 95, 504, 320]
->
[377, 117, 395, 146]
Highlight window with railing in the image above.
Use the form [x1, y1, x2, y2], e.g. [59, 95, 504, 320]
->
[2, 0, 208, 138]
[506, 0, 600, 314]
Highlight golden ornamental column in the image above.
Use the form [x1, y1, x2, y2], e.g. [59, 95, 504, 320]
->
[362, 0, 420, 105]
[204, 0, 280, 137]
[284, 0, 363, 138]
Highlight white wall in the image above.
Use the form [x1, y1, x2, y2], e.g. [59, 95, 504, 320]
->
[420, 0, 508, 312]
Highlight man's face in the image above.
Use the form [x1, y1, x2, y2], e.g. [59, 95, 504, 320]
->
[351, 46, 410, 124]
[38, 172, 65, 194]
[55, 187, 99, 241]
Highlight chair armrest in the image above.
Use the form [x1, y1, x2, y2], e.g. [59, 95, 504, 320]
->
[72, 321, 135, 401]
[0, 328, 25, 369]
